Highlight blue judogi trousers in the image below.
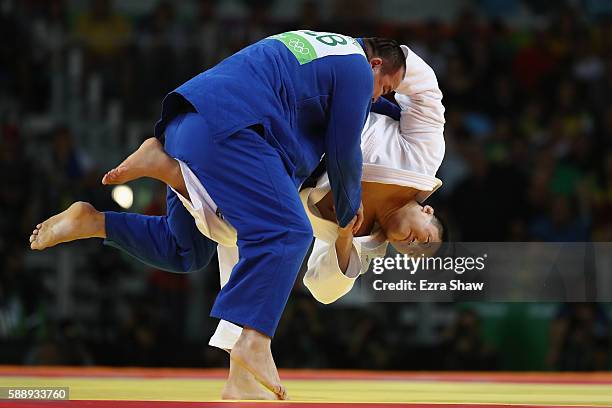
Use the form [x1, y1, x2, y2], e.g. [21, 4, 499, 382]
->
[104, 113, 313, 337]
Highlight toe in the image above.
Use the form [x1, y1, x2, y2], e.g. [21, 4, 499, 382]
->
[104, 169, 120, 184]
[271, 384, 285, 400]
[276, 385, 288, 400]
[112, 167, 125, 178]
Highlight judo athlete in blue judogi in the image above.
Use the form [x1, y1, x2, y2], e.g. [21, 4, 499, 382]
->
[30, 30, 407, 398]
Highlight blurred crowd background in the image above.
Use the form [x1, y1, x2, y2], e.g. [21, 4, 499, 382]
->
[1, 0, 611, 371]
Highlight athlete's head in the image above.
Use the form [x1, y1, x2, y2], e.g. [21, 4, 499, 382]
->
[362, 37, 406, 102]
[380, 200, 446, 256]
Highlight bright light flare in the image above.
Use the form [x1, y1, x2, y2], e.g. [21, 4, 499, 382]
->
[112, 185, 134, 209]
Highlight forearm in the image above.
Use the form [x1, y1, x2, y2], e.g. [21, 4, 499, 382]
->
[335, 234, 354, 274]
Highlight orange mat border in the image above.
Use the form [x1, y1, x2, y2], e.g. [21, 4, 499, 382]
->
[1, 366, 611, 384]
[0, 402, 606, 408]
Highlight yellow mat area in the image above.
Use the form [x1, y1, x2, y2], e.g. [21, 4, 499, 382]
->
[1, 375, 611, 405]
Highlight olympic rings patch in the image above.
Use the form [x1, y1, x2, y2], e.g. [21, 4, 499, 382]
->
[288, 39, 311, 55]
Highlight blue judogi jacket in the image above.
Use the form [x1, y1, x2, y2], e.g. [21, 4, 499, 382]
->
[154, 32, 373, 227]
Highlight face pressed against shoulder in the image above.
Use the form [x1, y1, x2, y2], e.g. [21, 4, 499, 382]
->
[362, 37, 407, 102]
[384, 67, 405, 96]
[370, 64, 405, 102]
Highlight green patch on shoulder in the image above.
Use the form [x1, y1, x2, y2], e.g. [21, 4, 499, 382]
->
[269, 32, 318, 65]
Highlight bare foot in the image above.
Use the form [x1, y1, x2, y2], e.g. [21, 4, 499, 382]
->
[102, 137, 173, 185]
[30, 202, 105, 250]
[230, 328, 288, 400]
[221, 358, 277, 400]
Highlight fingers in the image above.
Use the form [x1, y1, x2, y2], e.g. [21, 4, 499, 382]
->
[337, 215, 357, 238]
[352, 212, 363, 234]
[342, 216, 357, 231]
[352, 203, 364, 234]
[338, 200, 363, 236]
[340, 215, 357, 231]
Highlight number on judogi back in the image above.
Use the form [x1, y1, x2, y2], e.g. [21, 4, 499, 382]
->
[269, 30, 364, 65]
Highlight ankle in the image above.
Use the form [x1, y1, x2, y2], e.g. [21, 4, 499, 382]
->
[93, 211, 107, 239]
[241, 328, 271, 347]
[167, 161, 190, 198]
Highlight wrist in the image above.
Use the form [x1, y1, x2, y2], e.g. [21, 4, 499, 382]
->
[336, 231, 354, 241]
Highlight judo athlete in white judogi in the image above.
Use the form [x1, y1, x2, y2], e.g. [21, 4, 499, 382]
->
[29, 31, 407, 399]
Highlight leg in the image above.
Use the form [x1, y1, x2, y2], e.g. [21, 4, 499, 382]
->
[30, 189, 216, 273]
[104, 188, 217, 273]
[213, 248, 275, 400]
[169, 115, 312, 399]
[32, 112, 217, 270]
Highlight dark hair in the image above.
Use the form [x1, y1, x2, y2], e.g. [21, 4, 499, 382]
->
[431, 213, 451, 258]
[432, 213, 448, 242]
[362, 37, 406, 75]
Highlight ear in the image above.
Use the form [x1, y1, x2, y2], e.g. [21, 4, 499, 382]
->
[422, 205, 434, 215]
[370, 57, 383, 69]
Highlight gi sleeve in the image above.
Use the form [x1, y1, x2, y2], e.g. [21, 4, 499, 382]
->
[303, 237, 361, 304]
[393, 46, 446, 176]
[395, 47, 445, 132]
[325, 55, 373, 227]
[371, 96, 400, 120]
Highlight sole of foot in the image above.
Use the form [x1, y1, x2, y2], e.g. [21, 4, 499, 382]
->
[30, 202, 100, 250]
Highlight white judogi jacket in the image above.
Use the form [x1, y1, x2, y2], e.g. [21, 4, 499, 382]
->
[171, 45, 445, 349]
